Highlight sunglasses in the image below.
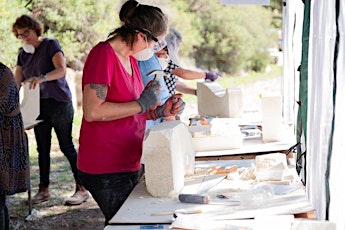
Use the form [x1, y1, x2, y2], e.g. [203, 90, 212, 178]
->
[135, 28, 158, 42]
[16, 29, 30, 39]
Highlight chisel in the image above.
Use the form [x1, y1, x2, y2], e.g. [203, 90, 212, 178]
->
[151, 208, 202, 216]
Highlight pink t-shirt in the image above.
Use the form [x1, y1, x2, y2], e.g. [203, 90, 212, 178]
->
[77, 42, 146, 174]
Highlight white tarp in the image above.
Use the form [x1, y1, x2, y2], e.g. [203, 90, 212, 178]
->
[306, 0, 336, 221]
[328, 1, 345, 229]
[282, 0, 304, 125]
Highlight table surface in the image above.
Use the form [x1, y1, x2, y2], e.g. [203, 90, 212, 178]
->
[195, 137, 296, 158]
[109, 160, 313, 226]
[190, 117, 296, 159]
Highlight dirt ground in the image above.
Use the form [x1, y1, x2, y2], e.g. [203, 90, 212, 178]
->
[8, 196, 104, 230]
[7, 139, 105, 230]
[7, 75, 281, 230]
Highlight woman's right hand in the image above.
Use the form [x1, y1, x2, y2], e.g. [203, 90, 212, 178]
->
[136, 80, 161, 113]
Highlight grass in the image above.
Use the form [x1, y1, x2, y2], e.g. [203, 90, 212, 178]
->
[26, 64, 282, 184]
[8, 64, 282, 229]
[178, 64, 283, 113]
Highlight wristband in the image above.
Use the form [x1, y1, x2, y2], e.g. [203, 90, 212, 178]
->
[41, 74, 48, 82]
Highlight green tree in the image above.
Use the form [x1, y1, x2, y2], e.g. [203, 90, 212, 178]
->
[188, 1, 275, 73]
[0, 0, 29, 68]
[1, 0, 280, 74]
[25, 0, 121, 70]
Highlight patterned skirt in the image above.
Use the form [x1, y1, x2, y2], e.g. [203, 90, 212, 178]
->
[0, 63, 29, 195]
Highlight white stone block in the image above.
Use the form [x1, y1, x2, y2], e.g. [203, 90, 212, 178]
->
[197, 82, 243, 118]
[255, 153, 289, 182]
[291, 220, 336, 230]
[261, 95, 283, 142]
[143, 121, 195, 198]
[20, 82, 40, 127]
[255, 153, 287, 171]
[190, 119, 243, 152]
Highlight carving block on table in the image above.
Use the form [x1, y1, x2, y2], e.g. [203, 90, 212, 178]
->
[255, 153, 288, 181]
[291, 220, 336, 230]
[143, 121, 195, 198]
[191, 119, 243, 152]
[20, 82, 40, 126]
[255, 153, 287, 171]
[197, 82, 243, 118]
[261, 95, 283, 142]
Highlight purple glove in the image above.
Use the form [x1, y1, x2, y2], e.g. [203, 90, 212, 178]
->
[205, 72, 220, 81]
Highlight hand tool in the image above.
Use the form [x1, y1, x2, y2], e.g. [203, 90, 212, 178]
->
[178, 194, 211, 204]
[151, 208, 202, 216]
[178, 174, 226, 204]
[197, 174, 227, 194]
[142, 69, 166, 90]
[144, 70, 165, 90]
[146, 69, 166, 82]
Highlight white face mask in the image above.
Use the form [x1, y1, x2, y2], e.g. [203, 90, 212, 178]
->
[133, 48, 154, 61]
[23, 44, 35, 54]
[158, 57, 169, 70]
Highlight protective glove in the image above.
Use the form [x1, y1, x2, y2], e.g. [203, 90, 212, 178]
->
[147, 94, 185, 120]
[136, 80, 161, 113]
[205, 71, 220, 81]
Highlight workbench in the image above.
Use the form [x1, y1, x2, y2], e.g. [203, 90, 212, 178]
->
[106, 160, 314, 230]
[189, 117, 297, 161]
[195, 138, 296, 161]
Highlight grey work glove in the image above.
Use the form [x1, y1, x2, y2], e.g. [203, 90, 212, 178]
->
[205, 71, 220, 81]
[136, 80, 161, 113]
[147, 94, 185, 120]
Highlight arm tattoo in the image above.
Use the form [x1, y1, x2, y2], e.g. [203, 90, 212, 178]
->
[90, 84, 107, 100]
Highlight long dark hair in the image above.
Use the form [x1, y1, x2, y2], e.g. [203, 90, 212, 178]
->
[108, 0, 168, 46]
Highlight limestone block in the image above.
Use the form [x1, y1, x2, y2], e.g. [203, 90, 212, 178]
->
[255, 153, 289, 182]
[143, 121, 195, 198]
[261, 94, 283, 142]
[291, 220, 336, 230]
[66, 67, 78, 109]
[190, 119, 243, 152]
[20, 82, 40, 126]
[197, 82, 243, 118]
[255, 153, 287, 171]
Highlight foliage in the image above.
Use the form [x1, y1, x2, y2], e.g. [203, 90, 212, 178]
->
[264, 0, 282, 14]
[188, 0, 276, 74]
[0, 0, 282, 73]
[0, 0, 29, 68]
[25, 0, 121, 70]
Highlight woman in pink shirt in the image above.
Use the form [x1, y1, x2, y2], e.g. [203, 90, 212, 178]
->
[77, 0, 185, 225]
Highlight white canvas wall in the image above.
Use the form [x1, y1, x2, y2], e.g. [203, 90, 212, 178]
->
[307, 0, 336, 220]
[282, 0, 304, 126]
[328, 1, 345, 229]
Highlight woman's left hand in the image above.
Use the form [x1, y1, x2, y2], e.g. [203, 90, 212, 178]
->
[147, 94, 185, 120]
[23, 76, 45, 89]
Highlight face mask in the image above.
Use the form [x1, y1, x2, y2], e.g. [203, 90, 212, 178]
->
[153, 40, 167, 53]
[23, 44, 35, 54]
[158, 57, 169, 70]
[133, 48, 154, 61]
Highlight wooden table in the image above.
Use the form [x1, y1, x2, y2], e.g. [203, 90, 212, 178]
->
[107, 160, 314, 229]
[195, 138, 296, 161]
